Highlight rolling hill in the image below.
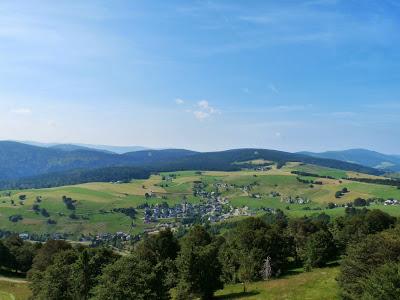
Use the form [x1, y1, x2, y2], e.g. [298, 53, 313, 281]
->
[0, 141, 195, 180]
[0, 142, 383, 189]
[49, 144, 115, 154]
[300, 149, 400, 172]
[20, 141, 149, 154]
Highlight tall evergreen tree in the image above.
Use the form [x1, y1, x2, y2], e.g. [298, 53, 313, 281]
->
[176, 225, 223, 300]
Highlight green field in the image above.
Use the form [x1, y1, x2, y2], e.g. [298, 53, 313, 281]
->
[1, 163, 400, 238]
[0, 279, 31, 300]
[215, 265, 339, 300]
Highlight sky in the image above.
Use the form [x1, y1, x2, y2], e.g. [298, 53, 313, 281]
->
[1, 0, 399, 153]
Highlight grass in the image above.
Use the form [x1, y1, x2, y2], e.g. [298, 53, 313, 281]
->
[0, 280, 31, 300]
[215, 265, 340, 300]
[1, 164, 400, 238]
[283, 163, 347, 179]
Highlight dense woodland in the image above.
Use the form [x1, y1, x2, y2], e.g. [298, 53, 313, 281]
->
[0, 142, 381, 189]
[0, 207, 398, 299]
[0, 167, 152, 190]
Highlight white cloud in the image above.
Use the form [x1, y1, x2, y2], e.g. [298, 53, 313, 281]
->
[10, 108, 32, 115]
[175, 98, 185, 105]
[197, 100, 216, 113]
[269, 105, 310, 112]
[174, 98, 220, 120]
[193, 100, 219, 120]
[193, 111, 210, 120]
[175, 99, 220, 120]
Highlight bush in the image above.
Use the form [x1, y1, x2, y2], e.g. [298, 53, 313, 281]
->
[353, 198, 367, 207]
[361, 262, 400, 299]
[304, 230, 336, 270]
[9, 215, 23, 222]
[338, 228, 400, 299]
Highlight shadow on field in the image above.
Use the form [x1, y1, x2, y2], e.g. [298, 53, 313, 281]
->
[284, 260, 340, 277]
[0, 268, 26, 279]
[215, 290, 260, 299]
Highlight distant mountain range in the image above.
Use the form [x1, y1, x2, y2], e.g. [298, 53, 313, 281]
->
[0, 141, 194, 180]
[299, 149, 400, 172]
[0, 141, 384, 189]
[19, 141, 149, 154]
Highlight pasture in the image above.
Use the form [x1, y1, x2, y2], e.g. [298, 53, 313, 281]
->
[215, 265, 339, 300]
[0, 163, 400, 238]
[0, 279, 31, 300]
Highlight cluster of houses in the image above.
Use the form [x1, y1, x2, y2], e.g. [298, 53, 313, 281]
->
[384, 199, 399, 205]
[143, 180, 251, 224]
[283, 196, 311, 204]
[17, 232, 68, 241]
[88, 231, 134, 246]
[143, 198, 250, 224]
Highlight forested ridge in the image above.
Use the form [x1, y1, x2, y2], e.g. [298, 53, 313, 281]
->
[0, 142, 382, 189]
[0, 207, 397, 299]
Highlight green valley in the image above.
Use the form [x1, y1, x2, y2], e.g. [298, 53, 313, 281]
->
[1, 163, 399, 241]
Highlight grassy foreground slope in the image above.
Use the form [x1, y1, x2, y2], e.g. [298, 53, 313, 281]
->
[0, 279, 31, 300]
[215, 266, 339, 300]
[0, 266, 338, 300]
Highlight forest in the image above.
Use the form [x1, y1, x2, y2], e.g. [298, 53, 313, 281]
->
[0, 207, 398, 299]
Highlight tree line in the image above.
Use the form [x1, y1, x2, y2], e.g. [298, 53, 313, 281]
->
[346, 176, 400, 188]
[0, 207, 398, 299]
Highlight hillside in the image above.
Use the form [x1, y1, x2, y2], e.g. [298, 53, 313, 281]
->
[300, 149, 400, 172]
[216, 266, 339, 299]
[0, 141, 195, 180]
[49, 144, 114, 154]
[0, 142, 382, 188]
[155, 149, 382, 175]
[0, 141, 381, 188]
[21, 141, 149, 154]
[1, 164, 399, 239]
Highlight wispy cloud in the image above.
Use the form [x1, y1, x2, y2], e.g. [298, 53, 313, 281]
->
[10, 108, 32, 115]
[269, 105, 310, 112]
[246, 121, 302, 127]
[302, 0, 338, 7]
[238, 15, 275, 25]
[330, 111, 356, 117]
[193, 111, 210, 120]
[175, 98, 185, 105]
[364, 102, 400, 110]
[225, 104, 312, 114]
[47, 120, 57, 127]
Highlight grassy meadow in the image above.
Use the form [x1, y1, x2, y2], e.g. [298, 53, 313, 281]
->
[0, 163, 400, 238]
[215, 265, 340, 300]
[0, 280, 31, 300]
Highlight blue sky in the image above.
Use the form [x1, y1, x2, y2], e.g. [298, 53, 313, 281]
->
[1, 0, 399, 153]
